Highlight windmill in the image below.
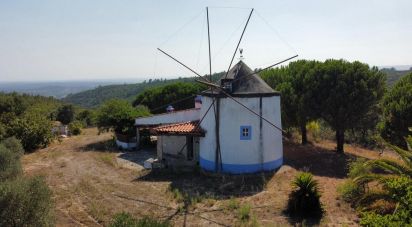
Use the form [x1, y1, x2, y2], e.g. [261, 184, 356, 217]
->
[155, 7, 298, 173]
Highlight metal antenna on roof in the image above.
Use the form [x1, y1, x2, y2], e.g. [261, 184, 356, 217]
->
[239, 48, 244, 61]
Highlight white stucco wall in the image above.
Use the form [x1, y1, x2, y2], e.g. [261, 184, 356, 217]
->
[160, 136, 187, 156]
[199, 95, 283, 173]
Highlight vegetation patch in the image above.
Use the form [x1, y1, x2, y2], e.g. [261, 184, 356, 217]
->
[0, 137, 54, 226]
[285, 172, 323, 219]
[110, 212, 170, 227]
[97, 153, 118, 167]
[339, 135, 412, 225]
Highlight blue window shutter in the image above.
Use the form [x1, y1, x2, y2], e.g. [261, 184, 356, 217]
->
[240, 126, 252, 140]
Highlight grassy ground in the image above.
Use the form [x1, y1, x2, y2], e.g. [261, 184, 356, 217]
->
[22, 128, 397, 226]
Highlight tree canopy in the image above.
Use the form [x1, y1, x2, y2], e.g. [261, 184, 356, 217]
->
[56, 104, 75, 125]
[379, 73, 412, 148]
[133, 82, 206, 114]
[0, 93, 60, 151]
[261, 60, 322, 144]
[262, 59, 386, 152]
[96, 99, 150, 136]
[311, 59, 386, 152]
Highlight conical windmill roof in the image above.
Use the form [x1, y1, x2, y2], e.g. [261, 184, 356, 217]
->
[202, 61, 279, 97]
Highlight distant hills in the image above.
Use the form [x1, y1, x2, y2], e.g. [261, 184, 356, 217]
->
[2, 67, 410, 109]
[61, 68, 411, 109]
[0, 80, 136, 99]
[62, 73, 224, 108]
[380, 67, 412, 86]
[62, 78, 200, 108]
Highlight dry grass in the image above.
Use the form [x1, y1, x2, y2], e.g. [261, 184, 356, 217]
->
[21, 127, 391, 226]
[96, 153, 117, 167]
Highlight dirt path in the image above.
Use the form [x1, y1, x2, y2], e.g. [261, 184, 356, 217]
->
[23, 128, 175, 226]
[22, 128, 378, 226]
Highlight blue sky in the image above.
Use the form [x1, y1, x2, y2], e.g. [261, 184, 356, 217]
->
[0, 0, 411, 82]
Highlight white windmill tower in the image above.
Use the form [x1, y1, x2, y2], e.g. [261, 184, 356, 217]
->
[157, 7, 298, 174]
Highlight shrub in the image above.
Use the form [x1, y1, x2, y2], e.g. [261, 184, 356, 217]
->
[170, 188, 185, 203]
[345, 138, 412, 225]
[68, 120, 84, 136]
[286, 172, 323, 218]
[0, 137, 24, 181]
[348, 158, 370, 179]
[7, 111, 53, 151]
[76, 109, 96, 127]
[0, 123, 6, 141]
[337, 179, 364, 203]
[0, 176, 54, 226]
[307, 120, 321, 142]
[226, 197, 240, 210]
[110, 212, 138, 227]
[238, 203, 251, 221]
[110, 212, 170, 227]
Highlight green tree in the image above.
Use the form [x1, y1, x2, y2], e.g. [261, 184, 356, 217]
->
[261, 60, 322, 144]
[133, 82, 205, 114]
[379, 73, 412, 149]
[96, 99, 150, 136]
[313, 59, 386, 153]
[76, 109, 96, 127]
[56, 104, 75, 125]
[8, 110, 53, 151]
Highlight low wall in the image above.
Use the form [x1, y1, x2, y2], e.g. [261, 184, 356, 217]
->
[116, 139, 137, 150]
[115, 134, 137, 150]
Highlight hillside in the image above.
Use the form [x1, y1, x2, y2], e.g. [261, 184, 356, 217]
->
[62, 73, 223, 108]
[381, 67, 412, 86]
[0, 81, 125, 99]
[62, 67, 410, 109]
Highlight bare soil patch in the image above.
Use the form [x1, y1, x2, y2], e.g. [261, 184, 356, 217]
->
[23, 128, 391, 226]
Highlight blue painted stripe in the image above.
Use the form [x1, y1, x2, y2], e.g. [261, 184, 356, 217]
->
[199, 156, 283, 174]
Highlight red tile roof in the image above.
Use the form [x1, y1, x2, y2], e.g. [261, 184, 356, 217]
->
[151, 121, 205, 136]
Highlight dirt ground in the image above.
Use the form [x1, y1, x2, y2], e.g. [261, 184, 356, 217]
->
[22, 128, 395, 226]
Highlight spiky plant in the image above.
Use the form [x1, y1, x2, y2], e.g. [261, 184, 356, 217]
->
[355, 136, 412, 183]
[286, 172, 323, 218]
[352, 135, 412, 209]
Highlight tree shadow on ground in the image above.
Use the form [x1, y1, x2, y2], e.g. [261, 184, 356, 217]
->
[283, 141, 359, 179]
[80, 138, 120, 152]
[135, 169, 275, 200]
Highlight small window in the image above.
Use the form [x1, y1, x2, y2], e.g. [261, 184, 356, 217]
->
[240, 126, 252, 140]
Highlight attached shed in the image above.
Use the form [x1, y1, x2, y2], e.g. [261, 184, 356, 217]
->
[151, 121, 204, 169]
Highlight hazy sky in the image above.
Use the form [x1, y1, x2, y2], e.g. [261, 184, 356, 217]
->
[0, 0, 411, 82]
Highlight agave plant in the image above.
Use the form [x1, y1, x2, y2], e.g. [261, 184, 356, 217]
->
[286, 172, 323, 218]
